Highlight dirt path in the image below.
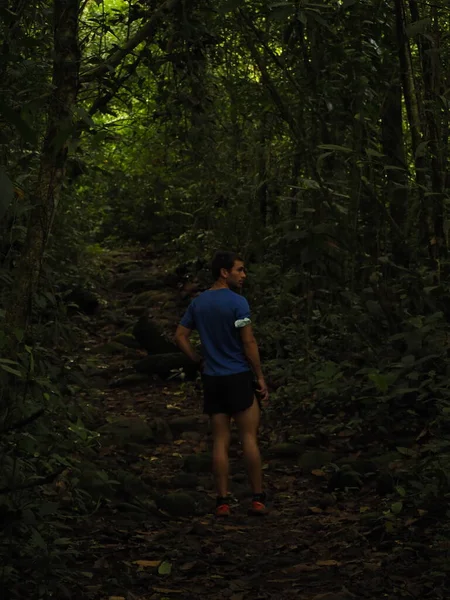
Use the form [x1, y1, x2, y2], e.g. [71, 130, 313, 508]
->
[67, 248, 439, 600]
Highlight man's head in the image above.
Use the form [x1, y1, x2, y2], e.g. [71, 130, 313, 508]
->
[211, 251, 246, 290]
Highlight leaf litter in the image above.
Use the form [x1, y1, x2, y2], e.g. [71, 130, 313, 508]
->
[68, 250, 450, 600]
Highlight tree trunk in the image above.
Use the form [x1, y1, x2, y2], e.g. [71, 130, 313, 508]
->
[257, 115, 268, 226]
[408, 0, 446, 260]
[5, 0, 80, 342]
[393, 0, 428, 255]
[289, 149, 302, 218]
[381, 23, 409, 265]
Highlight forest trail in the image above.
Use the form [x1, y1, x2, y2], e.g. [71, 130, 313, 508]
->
[69, 247, 420, 600]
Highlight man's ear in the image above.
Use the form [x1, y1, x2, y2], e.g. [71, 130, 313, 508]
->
[220, 267, 229, 279]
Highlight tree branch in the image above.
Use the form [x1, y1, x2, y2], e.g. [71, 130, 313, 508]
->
[238, 12, 300, 141]
[88, 52, 143, 116]
[81, 0, 181, 82]
[237, 8, 332, 199]
[239, 8, 303, 97]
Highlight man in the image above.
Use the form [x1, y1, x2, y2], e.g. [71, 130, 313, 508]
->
[175, 251, 269, 517]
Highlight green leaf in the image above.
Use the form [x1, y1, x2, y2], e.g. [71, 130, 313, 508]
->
[400, 354, 415, 366]
[317, 151, 334, 168]
[0, 7, 19, 24]
[54, 538, 72, 545]
[397, 446, 415, 457]
[384, 164, 406, 171]
[91, 130, 109, 147]
[269, 3, 295, 21]
[318, 144, 353, 154]
[368, 372, 389, 393]
[31, 528, 47, 550]
[50, 123, 74, 155]
[297, 10, 307, 25]
[0, 364, 22, 377]
[406, 18, 431, 38]
[217, 0, 245, 15]
[415, 140, 429, 158]
[158, 561, 172, 575]
[301, 179, 320, 190]
[391, 501, 403, 515]
[307, 9, 330, 29]
[333, 202, 348, 215]
[0, 168, 14, 219]
[0, 101, 38, 145]
[366, 148, 385, 158]
[74, 106, 95, 129]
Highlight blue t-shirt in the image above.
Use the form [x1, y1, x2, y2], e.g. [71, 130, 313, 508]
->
[180, 289, 251, 376]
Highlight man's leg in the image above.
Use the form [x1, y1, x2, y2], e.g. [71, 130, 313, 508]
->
[234, 398, 262, 495]
[210, 413, 231, 498]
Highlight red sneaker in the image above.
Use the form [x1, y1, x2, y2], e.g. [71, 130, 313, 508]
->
[215, 503, 231, 517]
[248, 499, 267, 516]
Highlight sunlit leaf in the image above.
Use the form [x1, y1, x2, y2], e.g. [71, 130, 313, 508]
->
[134, 560, 161, 568]
[158, 561, 172, 575]
[316, 559, 342, 567]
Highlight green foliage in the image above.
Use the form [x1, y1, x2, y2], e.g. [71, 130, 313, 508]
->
[0, 338, 100, 596]
[248, 244, 450, 532]
[2, 0, 450, 593]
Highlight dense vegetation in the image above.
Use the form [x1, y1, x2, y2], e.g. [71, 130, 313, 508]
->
[1, 0, 450, 597]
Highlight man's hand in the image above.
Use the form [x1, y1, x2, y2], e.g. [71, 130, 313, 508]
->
[256, 376, 269, 403]
[175, 325, 203, 370]
[188, 351, 204, 372]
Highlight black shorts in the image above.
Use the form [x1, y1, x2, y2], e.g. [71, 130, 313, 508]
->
[202, 370, 256, 416]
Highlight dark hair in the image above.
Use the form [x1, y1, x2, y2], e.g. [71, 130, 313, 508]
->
[211, 251, 242, 279]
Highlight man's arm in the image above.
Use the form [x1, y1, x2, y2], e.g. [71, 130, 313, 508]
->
[175, 324, 203, 367]
[240, 325, 269, 402]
